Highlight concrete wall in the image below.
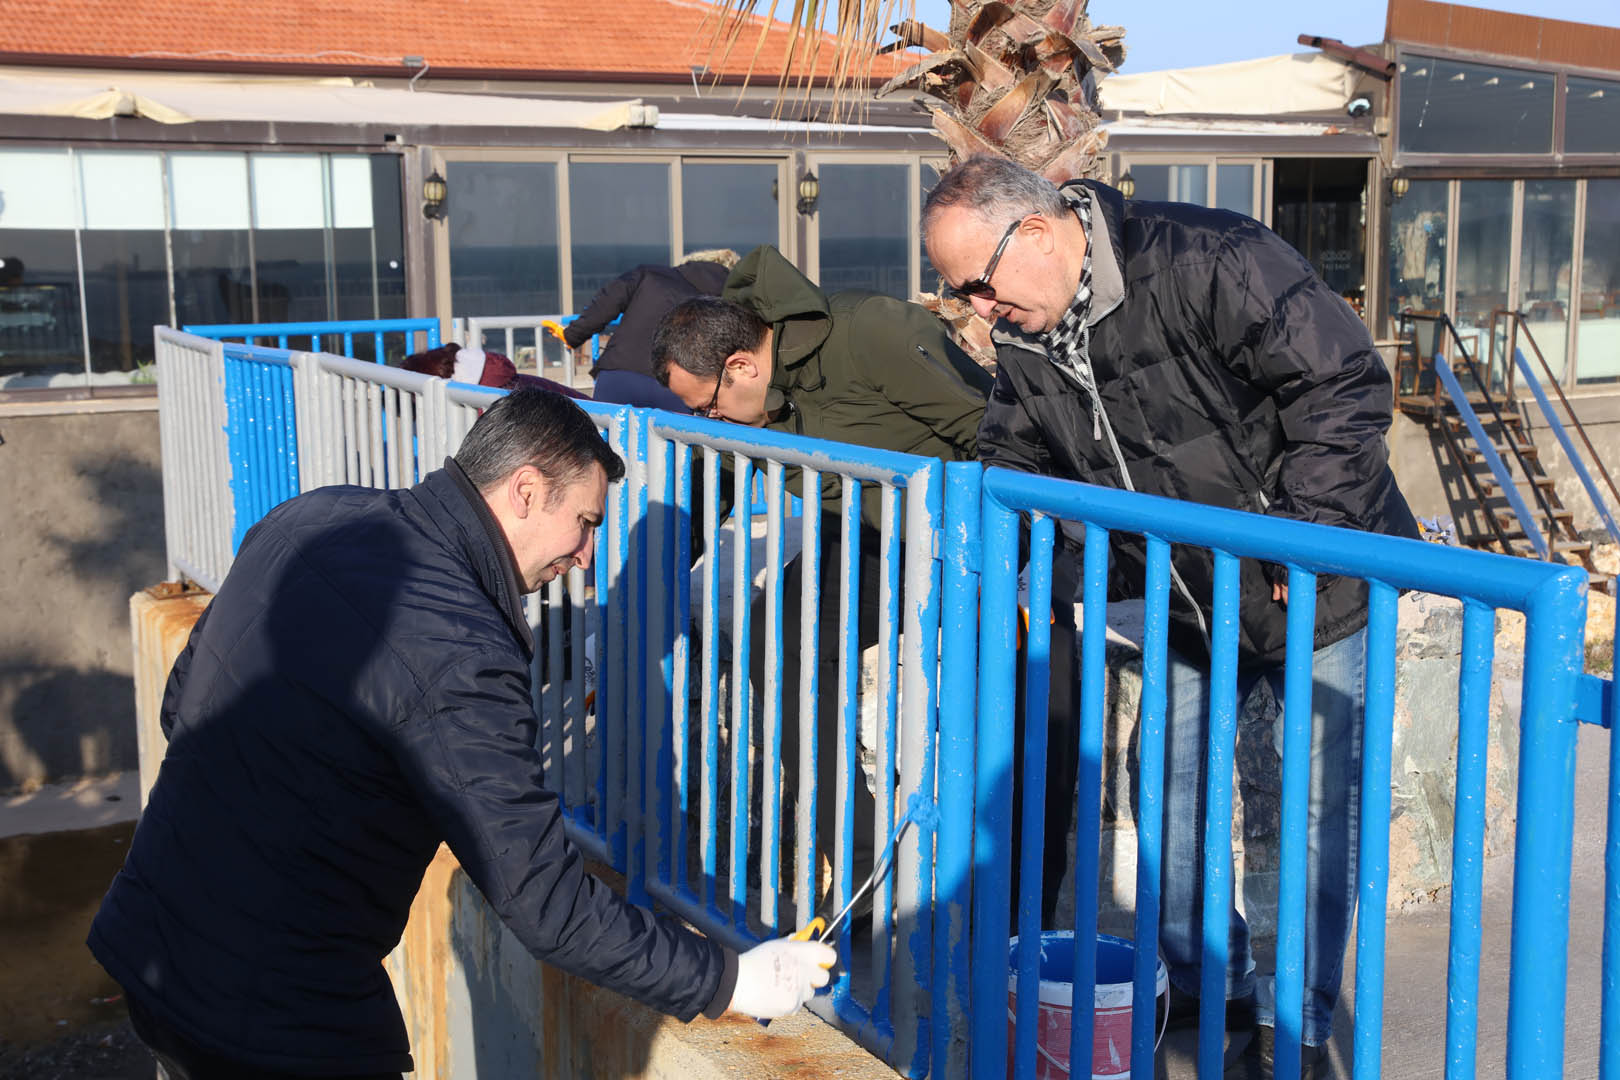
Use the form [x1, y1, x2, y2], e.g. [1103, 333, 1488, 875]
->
[0, 401, 165, 793]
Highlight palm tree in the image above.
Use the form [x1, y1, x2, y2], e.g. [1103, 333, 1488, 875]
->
[707, 0, 1125, 361]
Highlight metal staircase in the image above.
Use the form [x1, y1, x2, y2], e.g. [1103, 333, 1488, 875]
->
[1394, 309, 1617, 592]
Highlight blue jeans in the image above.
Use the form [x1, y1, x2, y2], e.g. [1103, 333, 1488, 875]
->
[1157, 627, 1366, 1048]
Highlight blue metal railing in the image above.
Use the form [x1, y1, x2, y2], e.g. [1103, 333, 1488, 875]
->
[221, 342, 300, 552]
[184, 318, 440, 364]
[973, 467, 1589, 1080]
[158, 325, 1619, 1080]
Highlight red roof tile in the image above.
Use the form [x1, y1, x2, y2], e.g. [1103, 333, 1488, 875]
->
[0, 0, 912, 83]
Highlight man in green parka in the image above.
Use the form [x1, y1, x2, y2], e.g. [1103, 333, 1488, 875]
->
[653, 244, 1073, 924]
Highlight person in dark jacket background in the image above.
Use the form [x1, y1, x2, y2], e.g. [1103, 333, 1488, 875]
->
[88, 389, 832, 1079]
[924, 156, 1420, 1080]
[564, 249, 737, 412]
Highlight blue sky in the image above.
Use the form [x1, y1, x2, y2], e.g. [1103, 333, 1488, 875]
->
[904, 0, 1620, 73]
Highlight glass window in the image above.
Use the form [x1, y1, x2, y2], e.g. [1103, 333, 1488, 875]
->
[332, 155, 406, 333]
[1131, 163, 1208, 205]
[448, 161, 561, 319]
[1515, 180, 1575, 383]
[251, 154, 328, 323]
[920, 162, 942, 294]
[169, 153, 252, 326]
[79, 151, 167, 379]
[1387, 179, 1449, 327]
[0, 149, 84, 387]
[1577, 179, 1620, 385]
[1566, 77, 1620, 155]
[570, 161, 670, 306]
[681, 161, 778, 259]
[1454, 180, 1514, 375]
[1215, 164, 1254, 217]
[1398, 54, 1554, 156]
[817, 163, 908, 298]
[1273, 159, 1366, 311]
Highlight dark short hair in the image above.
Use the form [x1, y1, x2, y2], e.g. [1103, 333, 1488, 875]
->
[454, 388, 625, 503]
[652, 297, 769, 386]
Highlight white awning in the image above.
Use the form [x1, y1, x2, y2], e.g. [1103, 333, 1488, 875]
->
[1099, 52, 1357, 117]
[0, 72, 654, 130]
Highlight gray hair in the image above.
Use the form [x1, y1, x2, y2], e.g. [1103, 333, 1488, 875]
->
[921, 155, 1068, 245]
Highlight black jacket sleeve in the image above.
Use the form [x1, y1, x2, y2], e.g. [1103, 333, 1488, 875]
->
[977, 359, 1058, 477]
[1202, 220, 1401, 536]
[564, 269, 641, 348]
[395, 653, 736, 1021]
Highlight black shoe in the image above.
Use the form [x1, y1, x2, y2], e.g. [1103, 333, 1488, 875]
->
[1225, 1024, 1332, 1080]
[1166, 985, 1258, 1033]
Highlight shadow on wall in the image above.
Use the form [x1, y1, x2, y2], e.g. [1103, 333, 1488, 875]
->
[0, 441, 165, 791]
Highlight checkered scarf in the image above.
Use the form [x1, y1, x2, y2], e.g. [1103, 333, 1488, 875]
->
[1041, 187, 1103, 439]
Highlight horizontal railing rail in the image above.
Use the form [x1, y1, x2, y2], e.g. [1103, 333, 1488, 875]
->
[183, 318, 441, 365]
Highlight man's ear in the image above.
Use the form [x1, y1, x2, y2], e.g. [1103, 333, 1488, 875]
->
[1026, 214, 1058, 255]
[724, 350, 758, 381]
[508, 465, 546, 520]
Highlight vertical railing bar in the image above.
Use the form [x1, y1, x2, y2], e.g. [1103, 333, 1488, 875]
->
[797, 466, 824, 930]
[762, 459, 786, 929]
[699, 446, 722, 912]
[833, 476, 862, 999]
[1013, 514, 1055, 1080]
[1274, 566, 1319, 1080]
[671, 440, 693, 894]
[970, 485, 1019, 1079]
[1197, 550, 1242, 1078]
[1353, 582, 1400, 1080]
[873, 481, 902, 1008]
[1444, 599, 1496, 1080]
[1131, 537, 1172, 1080]
[729, 453, 755, 926]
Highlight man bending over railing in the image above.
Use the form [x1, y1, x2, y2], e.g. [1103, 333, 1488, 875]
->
[88, 388, 832, 1080]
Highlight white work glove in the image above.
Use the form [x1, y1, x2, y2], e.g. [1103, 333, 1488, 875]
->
[729, 938, 837, 1019]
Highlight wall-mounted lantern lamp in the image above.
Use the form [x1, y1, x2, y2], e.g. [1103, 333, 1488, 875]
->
[796, 172, 820, 216]
[1117, 170, 1135, 199]
[422, 170, 448, 220]
[1389, 175, 1410, 201]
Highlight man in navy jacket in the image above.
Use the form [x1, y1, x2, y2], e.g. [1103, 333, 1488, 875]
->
[90, 389, 831, 1079]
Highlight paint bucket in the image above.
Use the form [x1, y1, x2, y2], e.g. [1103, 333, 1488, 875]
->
[1006, 932, 1169, 1080]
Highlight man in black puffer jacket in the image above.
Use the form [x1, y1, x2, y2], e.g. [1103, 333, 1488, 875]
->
[89, 390, 832, 1079]
[924, 156, 1419, 1080]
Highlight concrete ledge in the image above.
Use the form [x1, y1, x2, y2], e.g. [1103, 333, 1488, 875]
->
[387, 846, 895, 1080]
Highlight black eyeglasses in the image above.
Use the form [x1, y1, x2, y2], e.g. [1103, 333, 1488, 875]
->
[701, 368, 725, 418]
[947, 216, 1026, 302]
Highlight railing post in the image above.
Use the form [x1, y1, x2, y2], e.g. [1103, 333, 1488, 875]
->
[971, 478, 1019, 1080]
[895, 459, 945, 1077]
[1506, 567, 1585, 1080]
[935, 462, 980, 1080]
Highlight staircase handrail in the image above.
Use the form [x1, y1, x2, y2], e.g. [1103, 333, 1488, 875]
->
[1432, 354, 1551, 559]
[1492, 309, 1620, 546]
